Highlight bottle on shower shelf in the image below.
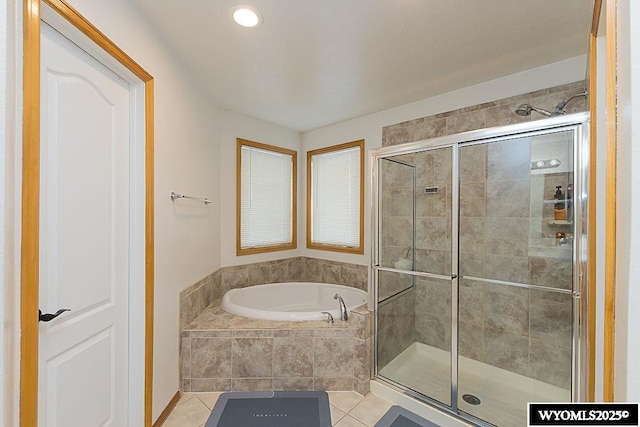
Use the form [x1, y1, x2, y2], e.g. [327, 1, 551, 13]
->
[566, 183, 573, 222]
[554, 185, 566, 220]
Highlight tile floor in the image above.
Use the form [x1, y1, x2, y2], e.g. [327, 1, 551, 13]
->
[162, 391, 394, 427]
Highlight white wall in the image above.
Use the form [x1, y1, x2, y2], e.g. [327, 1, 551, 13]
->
[614, 0, 640, 402]
[595, 18, 608, 402]
[48, 0, 222, 420]
[219, 109, 302, 267]
[0, 0, 7, 422]
[301, 55, 587, 266]
[2, 0, 19, 425]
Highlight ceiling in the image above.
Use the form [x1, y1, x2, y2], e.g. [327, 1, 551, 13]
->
[131, 0, 592, 132]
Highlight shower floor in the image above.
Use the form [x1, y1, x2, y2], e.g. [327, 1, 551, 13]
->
[378, 342, 570, 426]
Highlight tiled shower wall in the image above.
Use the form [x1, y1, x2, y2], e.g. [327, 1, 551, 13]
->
[457, 141, 573, 389]
[381, 81, 587, 148]
[378, 81, 586, 389]
[179, 257, 368, 329]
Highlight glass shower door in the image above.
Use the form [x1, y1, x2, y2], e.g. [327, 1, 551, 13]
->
[375, 147, 454, 408]
[457, 130, 576, 426]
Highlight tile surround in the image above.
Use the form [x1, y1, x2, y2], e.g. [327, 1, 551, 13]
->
[378, 81, 584, 390]
[179, 256, 368, 330]
[181, 302, 371, 394]
[382, 81, 586, 148]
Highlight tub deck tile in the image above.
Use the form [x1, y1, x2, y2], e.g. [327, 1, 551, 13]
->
[184, 303, 353, 331]
[181, 301, 371, 395]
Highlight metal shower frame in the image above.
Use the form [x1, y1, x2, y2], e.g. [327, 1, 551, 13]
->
[369, 112, 591, 426]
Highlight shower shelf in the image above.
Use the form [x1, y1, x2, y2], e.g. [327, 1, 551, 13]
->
[546, 218, 573, 226]
[543, 199, 571, 204]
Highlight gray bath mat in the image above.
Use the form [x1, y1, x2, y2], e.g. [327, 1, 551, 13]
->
[204, 391, 331, 427]
[375, 405, 440, 427]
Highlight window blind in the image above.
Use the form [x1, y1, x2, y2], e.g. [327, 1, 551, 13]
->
[311, 146, 361, 247]
[241, 145, 293, 249]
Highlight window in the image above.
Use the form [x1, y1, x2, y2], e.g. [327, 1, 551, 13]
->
[237, 138, 297, 255]
[307, 140, 364, 254]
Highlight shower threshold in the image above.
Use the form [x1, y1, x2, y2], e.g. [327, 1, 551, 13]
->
[378, 342, 570, 426]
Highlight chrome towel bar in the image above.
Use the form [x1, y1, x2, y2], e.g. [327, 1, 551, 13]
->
[170, 191, 213, 205]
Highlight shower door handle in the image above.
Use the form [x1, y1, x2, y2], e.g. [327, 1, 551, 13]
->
[451, 274, 458, 279]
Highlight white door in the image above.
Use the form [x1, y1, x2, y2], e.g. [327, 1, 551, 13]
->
[38, 22, 132, 426]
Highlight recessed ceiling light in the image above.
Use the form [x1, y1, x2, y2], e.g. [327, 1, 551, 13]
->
[230, 5, 262, 28]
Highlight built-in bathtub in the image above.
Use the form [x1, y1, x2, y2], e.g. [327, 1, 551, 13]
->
[181, 282, 372, 395]
[221, 282, 367, 321]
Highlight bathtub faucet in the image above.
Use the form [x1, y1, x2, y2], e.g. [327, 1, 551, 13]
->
[334, 294, 348, 321]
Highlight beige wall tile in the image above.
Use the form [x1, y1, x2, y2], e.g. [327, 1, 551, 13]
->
[247, 266, 270, 286]
[269, 262, 290, 283]
[377, 321, 403, 367]
[289, 258, 305, 280]
[191, 337, 232, 378]
[321, 263, 342, 284]
[221, 268, 249, 294]
[180, 337, 191, 379]
[485, 104, 531, 128]
[272, 377, 314, 391]
[273, 333, 314, 377]
[487, 140, 531, 182]
[445, 110, 487, 134]
[485, 287, 529, 334]
[460, 217, 485, 253]
[314, 377, 355, 391]
[416, 217, 450, 250]
[529, 338, 572, 389]
[354, 379, 370, 396]
[530, 297, 572, 343]
[314, 338, 355, 378]
[484, 329, 529, 377]
[485, 217, 530, 257]
[232, 338, 274, 378]
[486, 179, 531, 218]
[231, 378, 274, 392]
[459, 252, 485, 277]
[460, 181, 486, 218]
[459, 285, 484, 325]
[485, 255, 530, 283]
[415, 249, 446, 275]
[459, 321, 485, 362]
[529, 256, 573, 289]
[460, 144, 487, 183]
[190, 378, 231, 393]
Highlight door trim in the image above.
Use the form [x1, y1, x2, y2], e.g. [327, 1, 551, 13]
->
[602, 0, 617, 402]
[21, 0, 155, 425]
[587, 0, 617, 402]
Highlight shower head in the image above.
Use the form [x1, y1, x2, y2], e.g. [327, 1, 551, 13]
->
[552, 91, 588, 115]
[515, 91, 589, 118]
[515, 104, 531, 116]
[514, 104, 552, 117]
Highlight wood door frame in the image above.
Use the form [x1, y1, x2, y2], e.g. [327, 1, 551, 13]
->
[21, 0, 155, 425]
[588, 0, 617, 402]
[602, 0, 617, 402]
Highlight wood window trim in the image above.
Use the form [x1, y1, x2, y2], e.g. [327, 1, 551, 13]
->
[306, 139, 365, 255]
[236, 138, 298, 256]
